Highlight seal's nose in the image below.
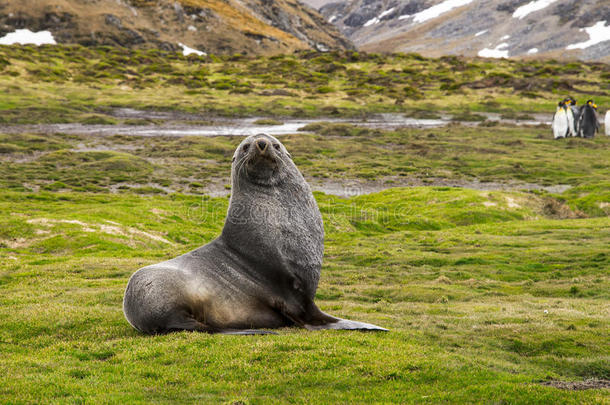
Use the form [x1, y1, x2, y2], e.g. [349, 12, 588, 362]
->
[256, 139, 268, 153]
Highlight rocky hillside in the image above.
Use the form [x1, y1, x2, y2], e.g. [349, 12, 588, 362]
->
[0, 0, 352, 55]
[304, 0, 610, 61]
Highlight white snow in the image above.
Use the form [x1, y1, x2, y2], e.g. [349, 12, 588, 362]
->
[187, 25, 197, 31]
[365, 7, 396, 26]
[328, 15, 337, 23]
[398, 14, 412, 20]
[513, 0, 559, 19]
[413, 0, 474, 23]
[379, 7, 395, 19]
[179, 43, 206, 56]
[475, 30, 488, 37]
[478, 42, 509, 58]
[500, 35, 510, 40]
[0, 29, 56, 46]
[364, 17, 379, 27]
[527, 48, 539, 54]
[566, 21, 610, 50]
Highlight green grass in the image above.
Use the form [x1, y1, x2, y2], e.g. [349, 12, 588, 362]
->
[0, 45, 608, 403]
[0, 190, 608, 403]
[1, 124, 608, 216]
[0, 46, 608, 124]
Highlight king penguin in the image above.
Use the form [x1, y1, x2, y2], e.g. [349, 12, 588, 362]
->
[563, 96, 579, 137]
[605, 110, 610, 136]
[552, 100, 569, 139]
[577, 100, 599, 138]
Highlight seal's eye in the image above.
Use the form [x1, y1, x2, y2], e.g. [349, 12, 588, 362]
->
[242, 144, 250, 152]
[273, 144, 280, 151]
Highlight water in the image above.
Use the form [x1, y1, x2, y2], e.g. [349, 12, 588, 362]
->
[0, 112, 550, 137]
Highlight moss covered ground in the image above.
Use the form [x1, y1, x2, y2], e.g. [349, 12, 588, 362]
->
[0, 45, 609, 123]
[0, 45, 608, 403]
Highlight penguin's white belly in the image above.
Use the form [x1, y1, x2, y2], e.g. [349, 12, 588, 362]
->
[605, 111, 610, 136]
[552, 109, 568, 139]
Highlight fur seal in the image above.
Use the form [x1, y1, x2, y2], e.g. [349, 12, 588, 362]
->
[123, 133, 387, 334]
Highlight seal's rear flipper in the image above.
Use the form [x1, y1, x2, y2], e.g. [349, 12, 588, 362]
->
[299, 304, 388, 331]
[305, 318, 388, 331]
[220, 329, 277, 335]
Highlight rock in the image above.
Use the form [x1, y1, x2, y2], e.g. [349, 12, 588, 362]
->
[0, 0, 352, 55]
[304, 0, 610, 61]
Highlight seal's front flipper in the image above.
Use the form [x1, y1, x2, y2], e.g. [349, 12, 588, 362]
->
[305, 318, 388, 331]
[219, 329, 278, 335]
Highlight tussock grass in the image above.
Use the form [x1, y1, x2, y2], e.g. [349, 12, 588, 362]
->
[1, 124, 608, 216]
[0, 46, 608, 123]
[0, 45, 608, 403]
[0, 190, 608, 403]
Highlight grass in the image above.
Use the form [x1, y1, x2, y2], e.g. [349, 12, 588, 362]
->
[0, 46, 608, 124]
[1, 124, 608, 216]
[0, 44, 608, 403]
[0, 189, 608, 403]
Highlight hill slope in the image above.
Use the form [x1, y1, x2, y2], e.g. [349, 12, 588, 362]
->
[305, 0, 610, 61]
[0, 0, 352, 55]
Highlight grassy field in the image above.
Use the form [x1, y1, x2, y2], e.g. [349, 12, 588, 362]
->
[0, 45, 609, 124]
[0, 45, 609, 403]
[0, 189, 608, 403]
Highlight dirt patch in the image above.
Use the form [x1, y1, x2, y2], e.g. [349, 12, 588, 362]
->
[542, 197, 586, 219]
[26, 218, 175, 245]
[308, 177, 572, 198]
[505, 197, 521, 208]
[539, 379, 610, 391]
[1, 237, 29, 249]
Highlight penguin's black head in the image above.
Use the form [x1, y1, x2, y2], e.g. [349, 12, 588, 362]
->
[563, 96, 576, 105]
[586, 99, 597, 109]
[558, 101, 565, 108]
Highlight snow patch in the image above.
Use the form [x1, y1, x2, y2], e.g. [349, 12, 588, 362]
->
[398, 14, 412, 20]
[187, 25, 197, 31]
[0, 29, 56, 46]
[328, 15, 337, 23]
[379, 7, 395, 19]
[500, 35, 510, 40]
[179, 42, 206, 56]
[513, 0, 559, 20]
[478, 43, 509, 58]
[365, 7, 396, 26]
[527, 48, 539, 54]
[566, 21, 610, 50]
[413, 0, 475, 23]
[364, 17, 379, 27]
[475, 30, 488, 37]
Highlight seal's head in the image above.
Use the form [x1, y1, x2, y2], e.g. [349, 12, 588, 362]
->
[232, 133, 293, 187]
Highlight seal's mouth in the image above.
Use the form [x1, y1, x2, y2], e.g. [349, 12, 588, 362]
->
[233, 134, 290, 187]
[240, 137, 282, 184]
[247, 137, 279, 167]
[246, 153, 279, 176]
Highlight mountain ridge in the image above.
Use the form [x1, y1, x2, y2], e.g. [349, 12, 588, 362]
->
[0, 0, 353, 55]
[303, 0, 610, 62]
